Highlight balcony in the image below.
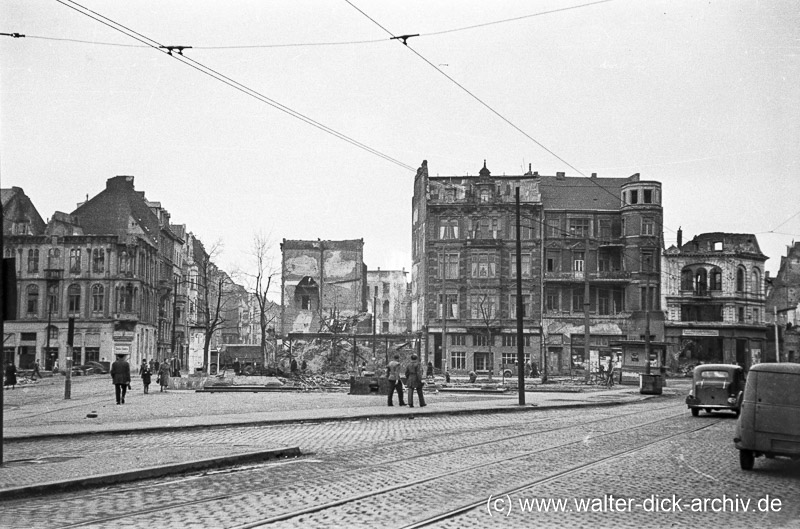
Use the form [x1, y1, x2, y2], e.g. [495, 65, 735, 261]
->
[43, 269, 63, 280]
[545, 271, 631, 283]
[113, 311, 140, 322]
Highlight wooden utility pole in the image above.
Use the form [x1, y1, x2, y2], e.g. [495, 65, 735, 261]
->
[515, 188, 525, 405]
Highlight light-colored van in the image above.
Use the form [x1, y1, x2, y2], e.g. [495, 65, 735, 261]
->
[734, 363, 800, 470]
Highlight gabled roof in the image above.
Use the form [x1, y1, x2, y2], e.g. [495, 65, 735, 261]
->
[71, 175, 159, 247]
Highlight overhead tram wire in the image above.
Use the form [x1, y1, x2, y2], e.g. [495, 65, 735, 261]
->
[344, 0, 681, 236]
[54, 0, 415, 173]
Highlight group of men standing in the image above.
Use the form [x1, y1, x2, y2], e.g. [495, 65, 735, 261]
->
[386, 353, 426, 408]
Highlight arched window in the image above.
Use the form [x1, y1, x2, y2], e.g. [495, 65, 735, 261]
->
[709, 268, 722, 291]
[92, 284, 104, 314]
[736, 267, 746, 292]
[67, 284, 81, 314]
[694, 268, 708, 295]
[751, 268, 761, 295]
[26, 285, 39, 315]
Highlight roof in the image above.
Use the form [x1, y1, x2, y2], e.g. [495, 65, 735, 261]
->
[539, 175, 630, 210]
[679, 232, 765, 258]
[748, 362, 800, 374]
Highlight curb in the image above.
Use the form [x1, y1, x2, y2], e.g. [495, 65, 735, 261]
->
[0, 447, 301, 500]
[2, 395, 657, 443]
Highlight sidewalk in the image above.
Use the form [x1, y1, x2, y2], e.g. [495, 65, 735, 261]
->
[0, 374, 685, 498]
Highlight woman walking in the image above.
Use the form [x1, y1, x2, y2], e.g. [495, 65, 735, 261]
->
[158, 361, 171, 392]
[140, 362, 152, 393]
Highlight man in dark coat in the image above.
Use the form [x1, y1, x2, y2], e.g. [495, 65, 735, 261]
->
[110, 353, 131, 404]
[404, 354, 426, 408]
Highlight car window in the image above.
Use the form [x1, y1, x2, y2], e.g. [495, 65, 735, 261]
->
[699, 370, 729, 379]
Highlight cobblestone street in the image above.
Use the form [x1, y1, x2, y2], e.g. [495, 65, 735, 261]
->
[2, 381, 798, 528]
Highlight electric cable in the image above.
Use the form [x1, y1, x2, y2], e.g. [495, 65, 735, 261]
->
[55, 0, 416, 172]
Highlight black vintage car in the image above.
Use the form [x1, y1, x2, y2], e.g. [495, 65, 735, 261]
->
[685, 364, 745, 417]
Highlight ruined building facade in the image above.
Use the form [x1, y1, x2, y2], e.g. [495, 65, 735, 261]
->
[411, 160, 664, 376]
[662, 232, 768, 368]
[366, 269, 411, 334]
[280, 239, 368, 336]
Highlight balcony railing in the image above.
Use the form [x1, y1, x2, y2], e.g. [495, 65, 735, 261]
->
[545, 271, 631, 282]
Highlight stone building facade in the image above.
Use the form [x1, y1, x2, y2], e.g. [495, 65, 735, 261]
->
[765, 241, 800, 363]
[280, 239, 368, 336]
[411, 160, 664, 377]
[366, 269, 411, 334]
[662, 231, 768, 368]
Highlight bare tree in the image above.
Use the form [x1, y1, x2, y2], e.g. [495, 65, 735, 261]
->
[195, 241, 235, 372]
[237, 233, 280, 368]
[472, 288, 502, 381]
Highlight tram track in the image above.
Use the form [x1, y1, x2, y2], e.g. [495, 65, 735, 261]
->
[26, 401, 680, 511]
[35, 401, 698, 529]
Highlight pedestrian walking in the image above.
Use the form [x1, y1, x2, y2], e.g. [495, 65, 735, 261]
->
[158, 362, 171, 392]
[233, 358, 241, 376]
[405, 354, 426, 408]
[4, 361, 18, 389]
[32, 359, 42, 380]
[110, 353, 131, 405]
[52, 360, 59, 374]
[140, 359, 152, 394]
[426, 361, 434, 380]
[386, 354, 405, 407]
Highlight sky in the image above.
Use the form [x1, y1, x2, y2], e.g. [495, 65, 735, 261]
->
[2, 0, 799, 298]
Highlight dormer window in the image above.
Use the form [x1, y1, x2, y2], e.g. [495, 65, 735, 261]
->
[480, 189, 491, 203]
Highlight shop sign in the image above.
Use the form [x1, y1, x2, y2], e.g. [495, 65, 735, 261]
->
[682, 329, 719, 337]
[113, 344, 131, 356]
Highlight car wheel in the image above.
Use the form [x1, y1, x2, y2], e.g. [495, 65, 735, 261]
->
[503, 370, 512, 377]
[691, 408, 699, 417]
[739, 449, 754, 470]
[733, 408, 740, 418]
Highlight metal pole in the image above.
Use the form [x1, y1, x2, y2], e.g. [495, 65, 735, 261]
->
[774, 306, 780, 362]
[584, 235, 591, 382]
[372, 295, 377, 362]
[65, 317, 74, 399]
[441, 256, 447, 377]
[645, 274, 651, 375]
[515, 187, 525, 405]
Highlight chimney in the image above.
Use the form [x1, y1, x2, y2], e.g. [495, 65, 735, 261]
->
[556, 171, 565, 180]
[677, 226, 683, 248]
[590, 173, 597, 179]
[107, 175, 135, 190]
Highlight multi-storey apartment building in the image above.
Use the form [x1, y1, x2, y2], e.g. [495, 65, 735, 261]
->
[662, 231, 769, 368]
[3, 177, 163, 369]
[765, 241, 800, 363]
[411, 161, 544, 376]
[366, 269, 411, 334]
[411, 160, 663, 376]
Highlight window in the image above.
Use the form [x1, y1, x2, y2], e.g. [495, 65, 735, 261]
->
[27, 249, 39, 273]
[92, 284, 104, 314]
[444, 188, 456, 202]
[46, 284, 58, 314]
[21, 332, 37, 341]
[501, 352, 517, 365]
[473, 334, 494, 347]
[641, 250, 656, 272]
[444, 252, 459, 279]
[451, 335, 466, 346]
[572, 288, 585, 313]
[470, 295, 497, 320]
[439, 294, 458, 319]
[598, 289, 610, 315]
[751, 269, 761, 294]
[479, 189, 491, 203]
[119, 250, 131, 274]
[694, 268, 707, 294]
[451, 351, 466, 370]
[69, 249, 81, 273]
[643, 189, 653, 203]
[573, 251, 585, 272]
[546, 249, 559, 272]
[509, 294, 531, 318]
[116, 283, 135, 312]
[738, 307, 744, 322]
[736, 267, 746, 292]
[92, 249, 105, 273]
[752, 308, 759, 322]
[471, 251, 497, 278]
[569, 218, 590, 238]
[681, 269, 693, 291]
[26, 285, 39, 315]
[47, 248, 60, 269]
[382, 300, 389, 316]
[48, 325, 58, 341]
[301, 296, 310, 310]
[546, 218, 560, 238]
[510, 217, 534, 240]
[642, 218, 655, 236]
[474, 353, 490, 371]
[510, 253, 531, 278]
[630, 190, 639, 204]
[382, 321, 389, 333]
[599, 218, 612, 240]
[373, 286, 378, 297]
[640, 286, 658, 310]
[710, 268, 722, 290]
[439, 218, 459, 239]
[713, 241, 723, 251]
[546, 289, 560, 312]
